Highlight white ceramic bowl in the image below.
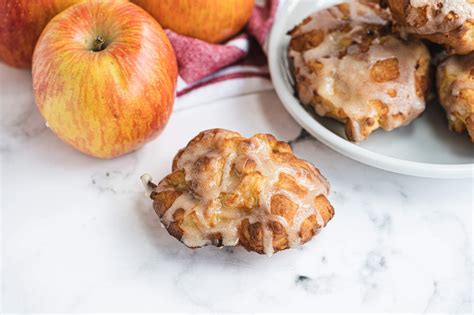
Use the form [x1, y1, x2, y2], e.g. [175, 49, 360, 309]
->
[268, 0, 474, 179]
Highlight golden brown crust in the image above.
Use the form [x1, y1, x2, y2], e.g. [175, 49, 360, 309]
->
[288, 0, 431, 142]
[370, 58, 401, 82]
[388, 0, 474, 55]
[437, 53, 474, 141]
[143, 129, 334, 255]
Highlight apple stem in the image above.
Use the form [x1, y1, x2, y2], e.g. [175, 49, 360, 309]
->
[92, 35, 105, 52]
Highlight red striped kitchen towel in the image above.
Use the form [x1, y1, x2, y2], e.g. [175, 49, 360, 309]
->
[167, 0, 280, 109]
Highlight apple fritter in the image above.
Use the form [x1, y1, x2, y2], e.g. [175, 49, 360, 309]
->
[437, 53, 474, 141]
[288, 0, 431, 142]
[141, 129, 334, 256]
[388, 0, 474, 55]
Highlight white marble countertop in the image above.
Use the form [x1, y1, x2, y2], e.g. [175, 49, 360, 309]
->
[1, 64, 472, 313]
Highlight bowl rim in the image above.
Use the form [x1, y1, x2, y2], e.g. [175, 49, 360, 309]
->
[267, 0, 474, 179]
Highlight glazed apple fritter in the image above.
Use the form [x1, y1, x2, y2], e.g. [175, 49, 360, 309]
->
[437, 53, 474, 141]
[141, 129, 334, 256]
[288, 0, 431, 142]
[388, 0, 474, 55]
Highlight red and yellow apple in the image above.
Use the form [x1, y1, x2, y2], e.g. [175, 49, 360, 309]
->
[131, 0, 255, 43]
[32, 0, 178, 159]
[0, 0, 86, 68]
